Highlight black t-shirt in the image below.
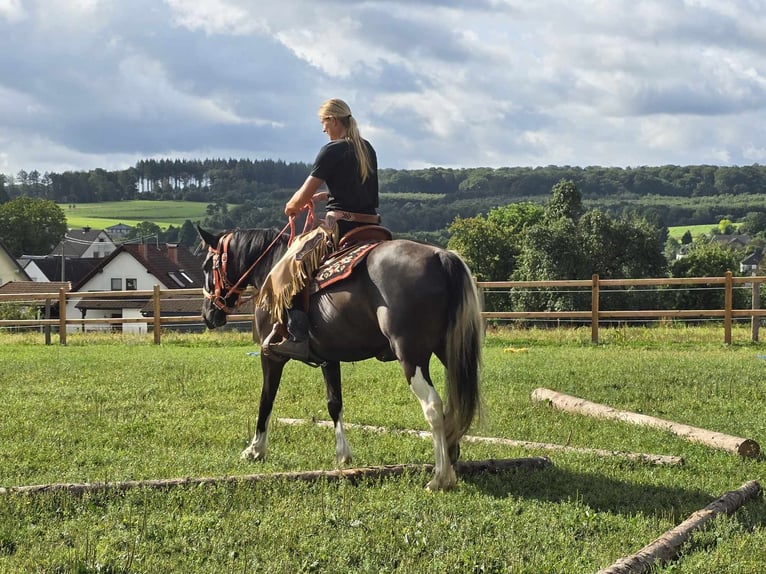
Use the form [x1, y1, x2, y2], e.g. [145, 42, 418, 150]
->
[310, 138, 379, 215]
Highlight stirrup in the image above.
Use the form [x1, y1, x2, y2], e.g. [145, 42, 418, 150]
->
[268, 338, 310, 361]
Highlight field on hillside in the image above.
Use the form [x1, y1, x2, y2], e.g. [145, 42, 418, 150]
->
[667, 223, 720, 240]
[59, 199, 725, 241]
[60, 200, 213, 230]
[1, 327, 765, 573]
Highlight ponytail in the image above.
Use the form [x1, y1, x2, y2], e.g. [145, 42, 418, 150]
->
[318, 98, 373, 182]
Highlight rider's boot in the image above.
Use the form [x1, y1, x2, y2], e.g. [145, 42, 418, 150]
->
[269, 308, 310, 361]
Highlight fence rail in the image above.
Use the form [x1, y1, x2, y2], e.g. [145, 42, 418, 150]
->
[1, 272, 764, 344]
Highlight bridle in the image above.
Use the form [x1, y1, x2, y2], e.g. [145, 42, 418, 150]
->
[203, 209, 315, 315]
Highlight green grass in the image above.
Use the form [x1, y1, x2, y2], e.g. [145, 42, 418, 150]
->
[380, 192, 446, 201]
[667, 223, 720, 240]
[1, 327, 765, 573]
[60, 200, 215, 230]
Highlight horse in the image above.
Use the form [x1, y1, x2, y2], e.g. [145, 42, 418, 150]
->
[198, 225, 482, 491]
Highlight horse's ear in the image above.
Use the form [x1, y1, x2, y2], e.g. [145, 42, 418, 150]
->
[197, 226, 221, 249]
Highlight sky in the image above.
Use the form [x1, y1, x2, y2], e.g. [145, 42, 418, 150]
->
[2, 0, 766, 177]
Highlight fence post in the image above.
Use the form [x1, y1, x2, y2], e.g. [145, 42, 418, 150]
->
[44, 298, 52, 345]
[476, 279, 487, 332]
[58, 287, 67, 345]
[724, 271, 732, 345]
[751, 277, 761, 343]
[153, 285, 162, 345]
[591, 274, 599, 344]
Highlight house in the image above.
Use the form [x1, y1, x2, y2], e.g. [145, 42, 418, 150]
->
[105, 222, 134, 242]
[50, 227, 117, 259]
[21, 256, 101, 284]
[710, 234, 751, 250]
[0, 280, 70, 321]
[740, 249, 764, 275]
[0, 241, 31, 286]
[68, 242, 205, 333]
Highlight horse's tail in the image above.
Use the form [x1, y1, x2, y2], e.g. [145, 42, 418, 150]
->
[439, 250, 483, 446]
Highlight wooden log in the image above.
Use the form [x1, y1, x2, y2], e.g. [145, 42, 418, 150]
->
[531, 387, 760, 458]
[597, 480, 762, 574]
[0, 457, 551, 497]
[278, 418, 684, 466]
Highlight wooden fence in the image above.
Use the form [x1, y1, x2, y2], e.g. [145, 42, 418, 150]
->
[1, 272, 764, 344]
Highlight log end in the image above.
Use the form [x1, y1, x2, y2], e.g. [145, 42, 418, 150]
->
[737, 439, 760, 458]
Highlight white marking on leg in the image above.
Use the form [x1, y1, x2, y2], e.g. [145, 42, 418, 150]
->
[241, 415, 269, 461]
[409, 366, 456, 491]
[334, 412, 353, 465]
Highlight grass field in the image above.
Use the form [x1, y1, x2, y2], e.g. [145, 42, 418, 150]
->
[60, 200, 212, 230]
[667, 223, 720, 240]
[1, 327, 765, 573]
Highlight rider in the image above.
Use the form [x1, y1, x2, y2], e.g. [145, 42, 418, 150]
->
[264, 98, 380, 360]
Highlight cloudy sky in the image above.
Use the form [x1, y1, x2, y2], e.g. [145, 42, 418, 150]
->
[2, 0, 766, 176]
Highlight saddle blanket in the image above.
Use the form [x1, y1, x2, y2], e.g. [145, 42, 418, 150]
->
[311, 241, 381, 293]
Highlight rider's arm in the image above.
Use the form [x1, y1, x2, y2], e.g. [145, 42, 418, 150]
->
[285, 175, 325, 217]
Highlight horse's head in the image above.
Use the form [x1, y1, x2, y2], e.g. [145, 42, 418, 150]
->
[199, 226, 237, 329]
[198, 225, 288, 330]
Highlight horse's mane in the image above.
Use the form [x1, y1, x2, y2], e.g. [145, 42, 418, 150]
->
[231, 228, 289, 282]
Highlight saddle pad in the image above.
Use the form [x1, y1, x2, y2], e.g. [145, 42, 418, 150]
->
[311, 241, 381, 293]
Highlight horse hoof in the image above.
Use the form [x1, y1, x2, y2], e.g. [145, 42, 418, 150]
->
[240, 447, 266, 461]
[425, 474, 457, 492]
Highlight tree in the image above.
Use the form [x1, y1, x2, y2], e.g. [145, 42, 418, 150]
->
[668, 242, 747, 310]
[178, 219, 198, 248]
[544, 179, 583, 222]
[127, 221, 162, 242]
[447, 203, 543, 281]
[738, 212, 766, 237]
[0, 196, 67, 257]
[0, 173, 9, 203]
[718, 219, 736, 235]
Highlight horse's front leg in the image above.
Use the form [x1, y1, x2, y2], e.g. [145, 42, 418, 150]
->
[241, 355, 286, 461]
[322, 361, 352, 465]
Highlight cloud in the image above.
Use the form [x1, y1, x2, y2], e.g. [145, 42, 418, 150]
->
[1, 0, 766, 176]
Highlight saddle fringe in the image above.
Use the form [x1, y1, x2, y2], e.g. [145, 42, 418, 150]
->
[256, 224, 337, 323]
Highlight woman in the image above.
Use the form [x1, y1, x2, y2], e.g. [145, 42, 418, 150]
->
[286, 98, 380, 236]
[264, 98, 381, 360]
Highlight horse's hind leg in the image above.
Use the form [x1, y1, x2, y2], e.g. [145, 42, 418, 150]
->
[404, 361, 456, 491]
[241, 356, 286, 461]
[322, 361, 352, 465]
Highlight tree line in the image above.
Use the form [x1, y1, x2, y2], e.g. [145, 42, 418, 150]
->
[3, 161, 766, 238]
[2, 176, 762, 316]
[447, 180, 759, 316]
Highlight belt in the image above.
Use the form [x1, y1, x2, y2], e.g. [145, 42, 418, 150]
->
[325, 210, 381, 225]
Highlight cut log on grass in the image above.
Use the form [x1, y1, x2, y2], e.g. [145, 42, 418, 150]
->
[597, 480, 761, 574]
[278, 418, 684, 466]
[0, 457, 551, 497]
[531, 387, 760, 458]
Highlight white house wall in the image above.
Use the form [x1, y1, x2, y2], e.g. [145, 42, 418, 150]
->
[77, 231, 116, 259]
[66, 252, 170, 334]
[1, 257, 29, 285]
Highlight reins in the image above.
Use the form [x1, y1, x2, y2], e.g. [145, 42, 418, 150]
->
[204, 205, 317, 314]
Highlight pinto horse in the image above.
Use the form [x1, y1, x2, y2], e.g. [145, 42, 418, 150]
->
[198, 225, 482, 491]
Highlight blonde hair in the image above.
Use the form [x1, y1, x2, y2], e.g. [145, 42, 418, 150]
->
[317, 98, 373, 182]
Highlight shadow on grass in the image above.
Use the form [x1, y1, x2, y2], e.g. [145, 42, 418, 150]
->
[461, 464, 764, 521]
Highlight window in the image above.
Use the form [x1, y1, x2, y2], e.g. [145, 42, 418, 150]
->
[126, 278, 137, 290]
[111, 278, 122, 290]
[167, 272, 186, 287]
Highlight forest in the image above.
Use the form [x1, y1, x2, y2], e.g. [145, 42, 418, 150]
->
[2, 160, 766, 244]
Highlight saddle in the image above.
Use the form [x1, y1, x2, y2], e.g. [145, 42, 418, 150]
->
[310, 225, 392, 294]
